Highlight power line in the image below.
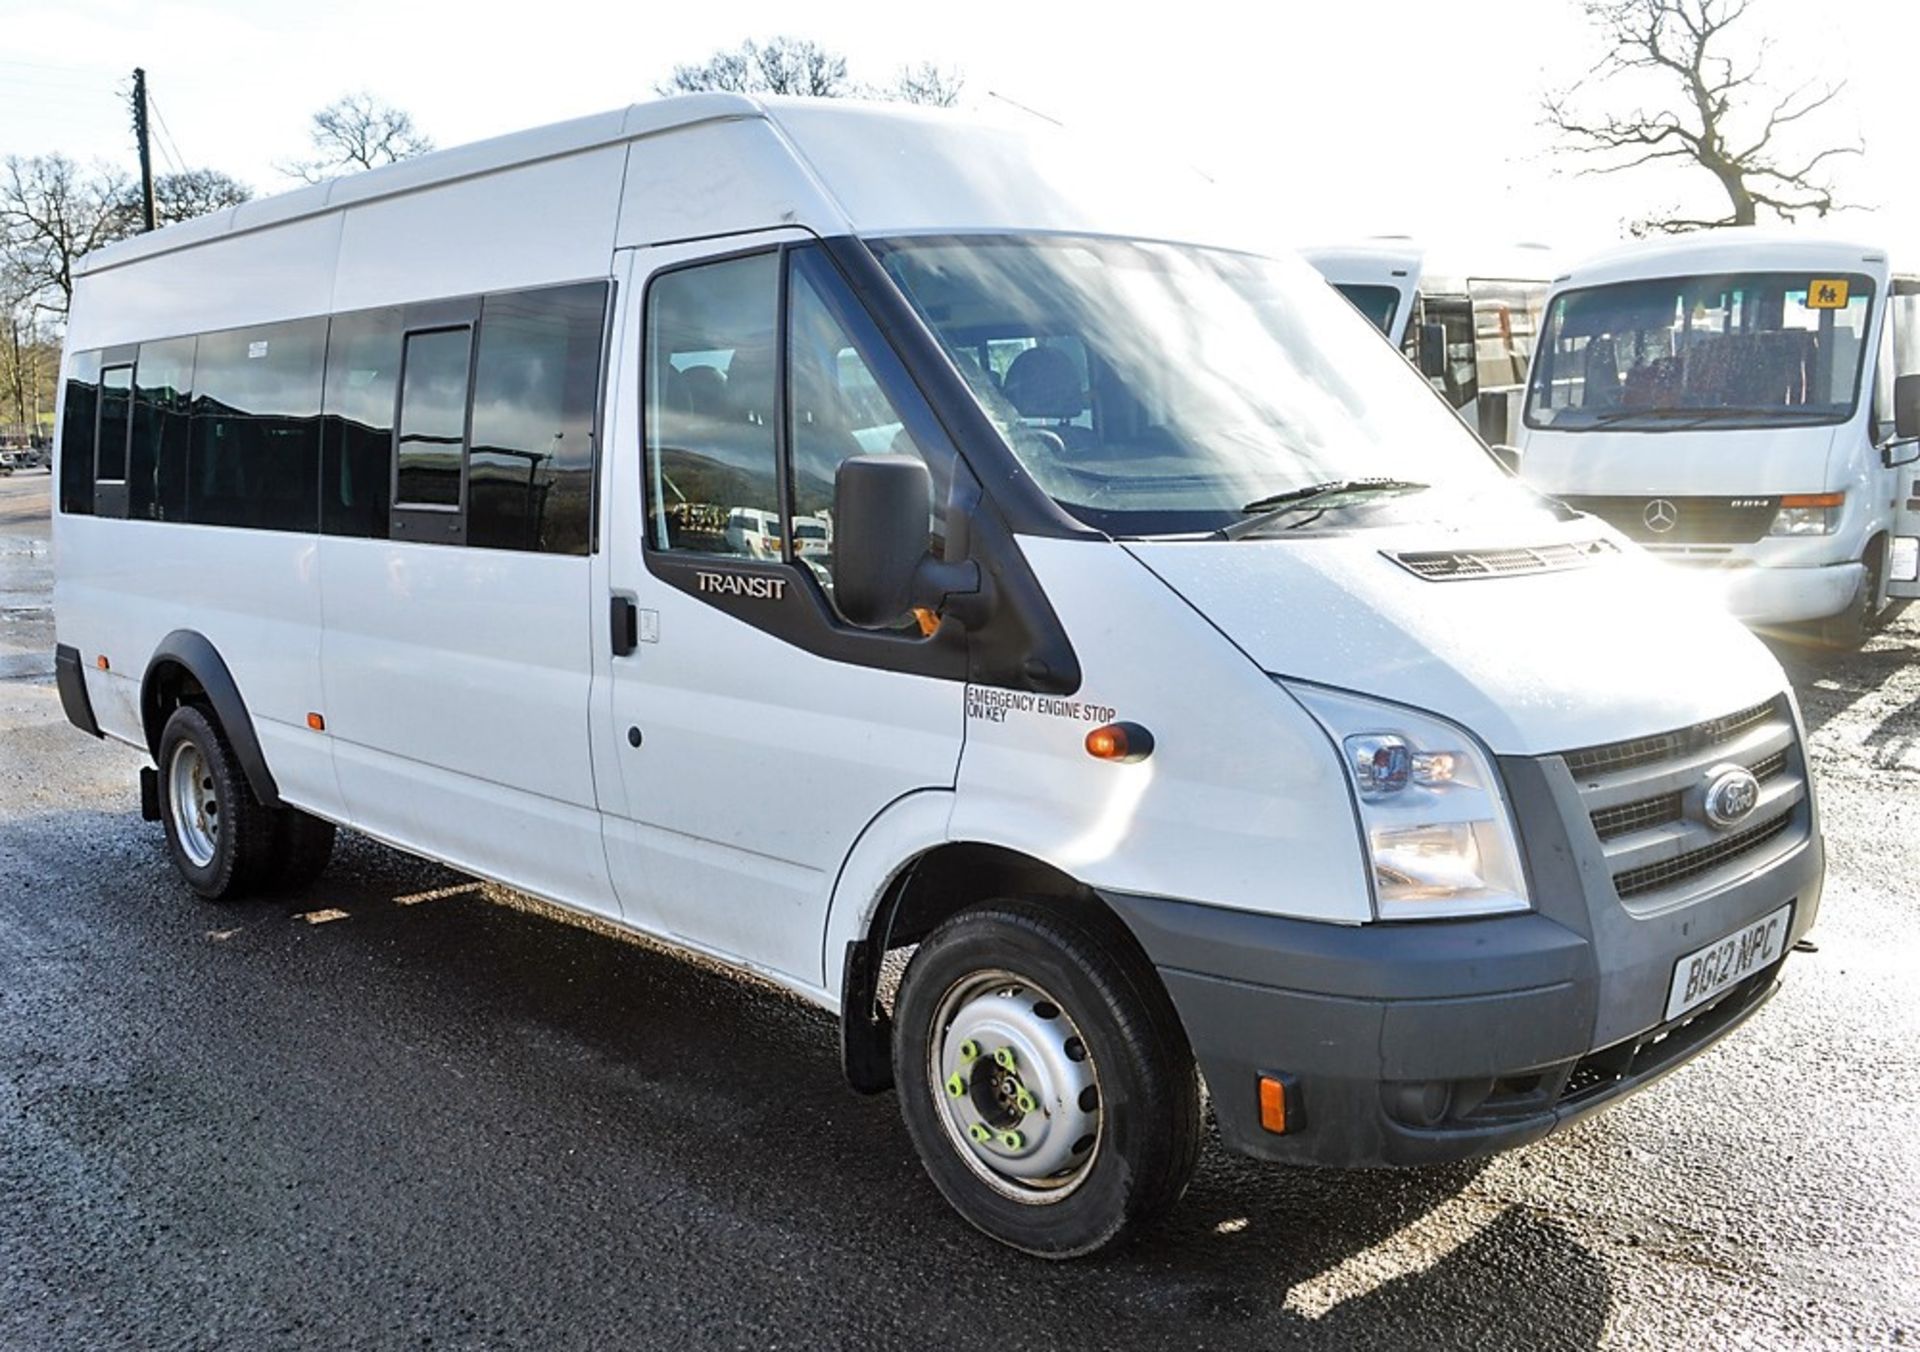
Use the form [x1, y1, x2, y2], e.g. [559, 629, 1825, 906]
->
[147, 93, 186, 174]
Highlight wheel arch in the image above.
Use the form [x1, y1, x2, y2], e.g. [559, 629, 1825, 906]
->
[832, 811, 1167, 1095]
[141, 630, 281, 807]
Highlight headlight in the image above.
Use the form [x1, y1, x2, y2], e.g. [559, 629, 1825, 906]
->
[1284, 683, 1529, 921]
[1769, 492, 1844, 536]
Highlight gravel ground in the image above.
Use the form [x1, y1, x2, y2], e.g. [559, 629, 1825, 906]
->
[2, 469, 1916, 1350]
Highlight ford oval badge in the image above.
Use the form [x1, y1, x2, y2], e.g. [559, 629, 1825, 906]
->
[1703, 764, 1762, 830]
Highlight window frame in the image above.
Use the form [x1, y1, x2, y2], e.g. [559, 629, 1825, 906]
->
[390, 297, 480, 546]
[93, 348, 138, 519]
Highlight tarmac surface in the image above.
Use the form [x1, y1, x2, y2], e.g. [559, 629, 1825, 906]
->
[2, 468, 1916, 1350]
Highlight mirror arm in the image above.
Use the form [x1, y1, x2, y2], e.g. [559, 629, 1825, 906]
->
[912, 556, 989, 629]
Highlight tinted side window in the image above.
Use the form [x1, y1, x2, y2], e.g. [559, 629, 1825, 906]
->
[97, 365, 133, 481]
[395, 327, 471, 512]
[133, 336, 194, 521]
[645, 253, 781, 556]
[190, 320, 325, 531]
[59, 352, 100, 516]
[786, 247, 951, 612]
[468, 283, 606, 554]
[321, 308, 402, 538]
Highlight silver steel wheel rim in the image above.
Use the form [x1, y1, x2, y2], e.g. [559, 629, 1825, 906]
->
[168, 740, 219, 869]
[928, 969, 1103, 1205]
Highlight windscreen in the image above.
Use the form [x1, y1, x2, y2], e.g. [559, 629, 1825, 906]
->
[874, 236, 1523, 536]
[1525, 271, 1875, 432]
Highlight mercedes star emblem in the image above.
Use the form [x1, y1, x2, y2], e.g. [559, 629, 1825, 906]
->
[1643, 498, 1679, 533]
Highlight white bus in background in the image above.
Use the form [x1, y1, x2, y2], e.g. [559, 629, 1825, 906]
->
[53, 95, 1823, 1258]
[1517, 230, 1920, 645]
[1302, 239, 1556, 445]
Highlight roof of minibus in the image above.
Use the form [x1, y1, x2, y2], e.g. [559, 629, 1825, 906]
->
[77, 93, 1270, 278]
[1548, 227, 1893, 292]
[1300, 238, 1559, 294]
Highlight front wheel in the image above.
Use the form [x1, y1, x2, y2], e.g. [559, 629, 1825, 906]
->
[891, 897, 1201, 1258]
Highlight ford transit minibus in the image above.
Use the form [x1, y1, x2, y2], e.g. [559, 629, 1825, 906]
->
[1517, 230, 1920, 644]
[52, 96, 1824, 1257]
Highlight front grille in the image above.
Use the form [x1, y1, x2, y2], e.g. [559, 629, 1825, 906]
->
[1613, 811, 1794, 898]
[1562, 495, 1777, 545]
[1389, 538, 1620, 581]
[1564, 697, 1777, 777]
[1591, 791, 1683, 841]
[1560, 696, 1808, 903]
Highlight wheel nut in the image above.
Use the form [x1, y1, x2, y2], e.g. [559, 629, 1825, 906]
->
[999, 1130, 1024, 1151]
[1015, 1088, 1037, 1115]
[945, 1073, 967, 1098]
[967, 1123, 992, 1144]
[993, 1047, 1017, 1071]
[958, 1039, 980, 1062]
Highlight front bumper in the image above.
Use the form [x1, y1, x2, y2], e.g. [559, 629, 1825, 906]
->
[1102, 754, 1824, 1169]
[1674, 558, 1863, 626]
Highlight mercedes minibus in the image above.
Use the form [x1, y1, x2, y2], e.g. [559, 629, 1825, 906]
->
[1303, 239, 1556, 445]
[1517, 230, 1920, 644]
[53, 96, 1824, 1257]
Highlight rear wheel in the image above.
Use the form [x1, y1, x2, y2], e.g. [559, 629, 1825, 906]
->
[892, 897, 1201, 1258]
[157, 704, 274, 901]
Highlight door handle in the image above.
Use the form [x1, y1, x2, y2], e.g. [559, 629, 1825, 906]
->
[611, 594, 638, 656]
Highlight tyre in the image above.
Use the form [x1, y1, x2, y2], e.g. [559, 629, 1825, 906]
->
[891, 896, 1201, 1258]
[1812, 542, 1884, 649]
[269, 808, 337, 891]
[156, 704, 274, 901]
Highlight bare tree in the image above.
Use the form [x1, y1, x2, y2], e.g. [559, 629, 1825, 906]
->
[0, 155, 137, 320]
[283, 93, 434, 184]
[884, 62, 965, 108]
[144, 168, 252, 225]
[659, 37, 853, 98]
[1543, 0, 1860, 233]
[659, 39, 964, 106]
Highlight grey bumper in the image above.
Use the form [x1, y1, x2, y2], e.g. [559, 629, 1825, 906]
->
[1102, 750, 1825, 1169]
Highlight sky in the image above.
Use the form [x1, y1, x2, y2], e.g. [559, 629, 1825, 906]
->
[2, 0, 1915, 264]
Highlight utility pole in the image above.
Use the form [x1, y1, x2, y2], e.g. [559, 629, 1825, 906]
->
[131, 67, 156, 232]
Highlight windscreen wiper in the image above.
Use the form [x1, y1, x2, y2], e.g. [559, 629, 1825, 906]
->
[1216, 477, 1429, 541]
[1578, 406, 1831, 429]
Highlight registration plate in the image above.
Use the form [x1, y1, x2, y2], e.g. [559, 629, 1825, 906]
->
[1665, 904, 1791, 1021]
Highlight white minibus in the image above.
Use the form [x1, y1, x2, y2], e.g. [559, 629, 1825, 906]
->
[54, 95, 1822, 1257]
[1517, 230, 1920, 644]
[1303, 240, 1555, 445]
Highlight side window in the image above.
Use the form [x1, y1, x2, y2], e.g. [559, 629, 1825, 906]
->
[190, 319, 325, 531]
[644, 252, 780, 556]
[132, 336, 194, 522]
[468, 282, 607, 555]
[60, 352, 102, 516]
[392, 326, 473, 542]
[322, 308, 402, 539]
[786, 246, 949, 608]
[91, 364, 134, 518]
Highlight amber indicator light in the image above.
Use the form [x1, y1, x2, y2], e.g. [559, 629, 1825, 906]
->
[1258, 1074, 1298, 1135]
[1780, 492, 1844, 508]
[1084, 721, 1155, 764]
[95, 655, 109, 671]
[306, 712, 326, 732]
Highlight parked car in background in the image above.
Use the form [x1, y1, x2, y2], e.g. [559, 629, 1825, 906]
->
[1516, 230, 1920, 645]
[1303, 239, 1556, 445]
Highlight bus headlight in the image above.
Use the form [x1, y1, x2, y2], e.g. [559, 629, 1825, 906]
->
[1769, 492, 1844, 536]
[1284, 683, 1530, 921]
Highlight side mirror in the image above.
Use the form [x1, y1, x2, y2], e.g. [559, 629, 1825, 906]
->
[1885, 440, 1920, 469]
[834, 455, 934, 629]
[1417, 323, 1448, 379]
[831, 456, 988, 631]
[1489, 444, 1522, 474]
[1896, 373, 1920, 442]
